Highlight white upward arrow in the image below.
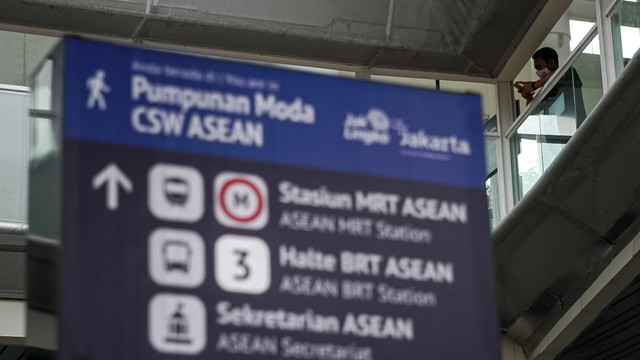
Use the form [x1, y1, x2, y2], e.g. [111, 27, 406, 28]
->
[92, 163, 133, 211]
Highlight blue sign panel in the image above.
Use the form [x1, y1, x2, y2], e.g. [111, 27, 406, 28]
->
[61, 37, 499, 360]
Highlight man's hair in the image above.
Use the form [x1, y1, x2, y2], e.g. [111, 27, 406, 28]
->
[532, 47, 559, 64]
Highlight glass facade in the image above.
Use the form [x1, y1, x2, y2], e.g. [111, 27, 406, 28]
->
[611, 0, 640, 78]
[0, 87, 30, 222]
[30, 60, 53, 112]
[28, 55, 61, 241]
[511, 31, 604, 201]
[485, 137, 501, 228]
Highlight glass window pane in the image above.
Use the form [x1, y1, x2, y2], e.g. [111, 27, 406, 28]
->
[486, 174, 501, 229]
[0, 89, 30, 222]
[572, 37, 604, 117]
[611, 1, 640, 78]
[483, 115, 498, 133]
[29, 117, 62, 239]
[511, 128, 568, 200]
[570, 20, 596, 52]
[484, 137, 501, 228]
[30, 59, 53, 111]
[485, 137, 498, 179]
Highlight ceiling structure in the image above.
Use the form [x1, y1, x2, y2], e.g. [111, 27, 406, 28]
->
[0, 0, 559, 79]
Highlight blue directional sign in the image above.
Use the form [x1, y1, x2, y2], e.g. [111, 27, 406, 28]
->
[61, 37, 499, 360]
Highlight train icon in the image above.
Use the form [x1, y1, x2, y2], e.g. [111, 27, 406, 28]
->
[148, 164, 204, 222]
[164, 177, 190, 205]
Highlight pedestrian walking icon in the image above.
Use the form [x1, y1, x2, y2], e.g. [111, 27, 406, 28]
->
[86, 69, 110, 110]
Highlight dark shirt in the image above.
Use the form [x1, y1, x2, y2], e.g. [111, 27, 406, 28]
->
[543, 66, 587, 127]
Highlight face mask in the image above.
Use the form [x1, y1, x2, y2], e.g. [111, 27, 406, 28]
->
[536, 68, 551, 78]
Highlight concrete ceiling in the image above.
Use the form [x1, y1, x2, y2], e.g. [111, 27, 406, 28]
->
[0, 0, 557, 78]
[568, 0, 597, 23]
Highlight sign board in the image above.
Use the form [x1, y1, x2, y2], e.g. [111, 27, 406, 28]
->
[61, 38, 498, 359]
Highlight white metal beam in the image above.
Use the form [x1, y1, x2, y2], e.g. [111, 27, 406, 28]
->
[0, 299, 25, 344]
[496, 80, 516, 212]
[597, 0, 621, 91]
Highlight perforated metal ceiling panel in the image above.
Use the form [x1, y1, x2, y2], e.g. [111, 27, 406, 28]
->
[0, 0, 551, 77]
[557, 277, 640, 360]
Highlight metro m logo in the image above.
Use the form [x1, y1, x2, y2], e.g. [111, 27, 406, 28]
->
[214, 172, 269, 230]
[233, 192, 250, 208]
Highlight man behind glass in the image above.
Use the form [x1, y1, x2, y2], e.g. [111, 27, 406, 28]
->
[515, 47, 587, 128]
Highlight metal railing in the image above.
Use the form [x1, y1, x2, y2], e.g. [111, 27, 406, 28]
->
[0, 221, 28, 236]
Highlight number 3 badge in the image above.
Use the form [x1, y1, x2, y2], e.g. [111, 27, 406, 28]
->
[214, 234, 271, 294]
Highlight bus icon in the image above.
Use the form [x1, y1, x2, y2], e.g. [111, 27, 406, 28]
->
[163, 240, 191, 273]
[149, 228, 205, 288]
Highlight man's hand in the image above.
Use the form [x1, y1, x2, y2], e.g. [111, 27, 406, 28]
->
[524, 93, 534, 105]
[515, 81, 535, 104]
[515, 81, 535, 96]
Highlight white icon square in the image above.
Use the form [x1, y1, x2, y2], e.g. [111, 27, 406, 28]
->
[149, 163, 204, 223]
[148, 228, 205, 288]
[214, 235, 271, 294]
[214, 172, 268, 230]
[149, 293, 206, 355]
